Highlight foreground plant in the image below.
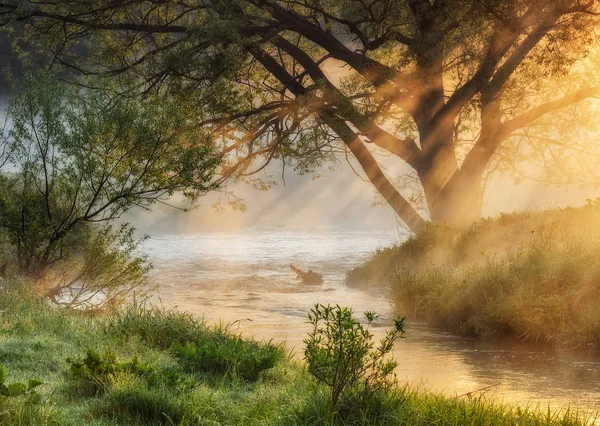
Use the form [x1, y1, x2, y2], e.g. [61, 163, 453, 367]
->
[0, 363, 43, 400]
[304, 304, 405, 414]
[67, 349, 151, 396]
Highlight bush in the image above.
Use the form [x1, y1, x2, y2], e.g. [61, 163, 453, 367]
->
[171, 332, 283, 381]
[0, 73, 219, 309]
[304, 304, 405, 414]
[67, 349, 151, 395]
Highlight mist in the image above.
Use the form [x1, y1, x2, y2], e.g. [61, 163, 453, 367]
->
[129, 157, 600, 236]
[2, 2, 600, 422]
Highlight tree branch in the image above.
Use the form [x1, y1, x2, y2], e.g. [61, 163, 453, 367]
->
[270, 35, 421, 167]
[500, 86, 600, 138]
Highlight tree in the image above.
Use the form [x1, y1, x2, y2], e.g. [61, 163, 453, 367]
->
[2, 0, 600, 232]
[0, 74, 219, 307]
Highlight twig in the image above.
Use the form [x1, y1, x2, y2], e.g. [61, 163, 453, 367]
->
[456, 383, 501, 399]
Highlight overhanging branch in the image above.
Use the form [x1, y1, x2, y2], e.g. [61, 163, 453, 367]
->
[500, 86, 600, 138]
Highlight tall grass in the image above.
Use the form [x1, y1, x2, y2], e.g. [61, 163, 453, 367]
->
[348, 202, 600, 347]
[109, 305, 285, 381]
[0, 280, 596, 425]
[347, 202, 600, 287]
[391, 229, 600, 346]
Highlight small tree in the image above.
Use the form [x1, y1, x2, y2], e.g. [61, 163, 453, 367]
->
[43, 224, 151, 310]
[304, 304, 405, 413]
[0, 74, 219, 307]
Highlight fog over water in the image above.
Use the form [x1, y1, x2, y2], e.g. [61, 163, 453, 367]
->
[123, 156, 600, 417]
[142, 228, 600, 416]
[130, 156, 600, 235]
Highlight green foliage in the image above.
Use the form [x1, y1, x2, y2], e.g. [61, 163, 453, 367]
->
[0, 73, 219, 308]
[145, 366, 196, 391]
[171, 333, 282, 381]
[109, 306, 209, 350]
[0, 284, 594, 425]
[67, 349, 151, 396]
[110, 305, 283, 381]
[5, 0, 600, 230]
[0, 362, 43, 399]
[0, 362, 49, 425]
[304, 304, 405, 415]
[50, 223, 152, 309]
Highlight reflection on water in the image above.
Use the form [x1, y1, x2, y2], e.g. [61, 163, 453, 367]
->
[143, 230, 600, 415]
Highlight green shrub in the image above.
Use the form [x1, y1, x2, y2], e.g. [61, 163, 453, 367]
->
[67, 349, 151, 395]
[304, 304, 405, 414]
[0, 73, 219, 309]
[171, 332, 283, 381]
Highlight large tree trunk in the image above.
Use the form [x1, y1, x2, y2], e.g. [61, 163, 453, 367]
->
[417, 128, 485, 225]
[431, 171, 483, 225]
[418, 145, 459, 223]
[428, 107, 502, 225]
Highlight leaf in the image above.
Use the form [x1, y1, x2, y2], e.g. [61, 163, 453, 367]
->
[27, 379, 44, 391]
[28, 392, 43, 405]
[6, 382, 27, 397]
[0, 363, 6, 385]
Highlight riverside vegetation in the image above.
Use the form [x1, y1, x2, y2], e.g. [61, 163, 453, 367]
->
[0, 280, 596, 425]
[346, 201, 600, 348]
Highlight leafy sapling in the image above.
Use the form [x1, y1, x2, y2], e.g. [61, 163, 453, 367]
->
[304, 304, 405, 414]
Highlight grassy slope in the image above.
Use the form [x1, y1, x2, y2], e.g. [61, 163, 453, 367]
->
[346, 202, 600, 347]
[0, 281, 594, 425]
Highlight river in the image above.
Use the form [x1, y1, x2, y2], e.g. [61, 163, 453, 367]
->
[142, 229, 600, 416]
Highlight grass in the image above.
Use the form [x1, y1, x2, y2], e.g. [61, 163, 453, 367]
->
[346, 201, 600, 347]
[0, 280, 596, 425]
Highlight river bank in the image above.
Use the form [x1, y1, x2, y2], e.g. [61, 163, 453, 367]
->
[0, 280, 596, 425]
[347, 202, 600, 348]
[142, 228, 600, 413]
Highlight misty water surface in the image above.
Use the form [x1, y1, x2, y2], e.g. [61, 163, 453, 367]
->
[142, 230, 600, 416]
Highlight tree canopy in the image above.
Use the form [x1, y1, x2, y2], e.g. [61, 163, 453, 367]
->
[2, 0, 600, 231]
